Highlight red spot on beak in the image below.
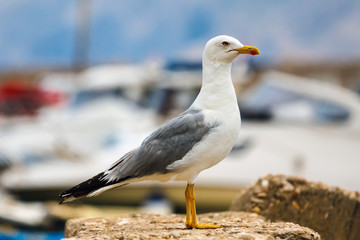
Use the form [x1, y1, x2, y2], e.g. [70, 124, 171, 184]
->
[250, 51, 257, 55]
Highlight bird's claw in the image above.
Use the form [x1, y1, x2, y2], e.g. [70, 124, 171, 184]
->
[185, 222, 221, 229]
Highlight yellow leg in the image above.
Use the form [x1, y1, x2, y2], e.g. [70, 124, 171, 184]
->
[185, 184, 192, 228]
[185, 183, 221, 229]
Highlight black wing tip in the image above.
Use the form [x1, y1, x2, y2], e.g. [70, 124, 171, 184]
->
[58, 190, 77, 204]
[57, 172, 110, 204]
[58, 191, 67, 204]
[58, 197, 65, 205]
[57, 172, 134, 204]
[58, 190, 89, 204]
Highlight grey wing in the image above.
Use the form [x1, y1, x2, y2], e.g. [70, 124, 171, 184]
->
[105, 109, 219, 182]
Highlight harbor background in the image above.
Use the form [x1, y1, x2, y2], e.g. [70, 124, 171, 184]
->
[1, 1, 360, 239]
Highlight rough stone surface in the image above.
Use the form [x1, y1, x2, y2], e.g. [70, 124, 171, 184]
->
[230, 174, 360, 240]
[64, 211, 320, 240]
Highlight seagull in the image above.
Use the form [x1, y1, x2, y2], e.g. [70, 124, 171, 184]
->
[58, 35, 260, 229]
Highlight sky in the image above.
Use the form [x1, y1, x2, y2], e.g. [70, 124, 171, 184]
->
[0, 0, 360, 70]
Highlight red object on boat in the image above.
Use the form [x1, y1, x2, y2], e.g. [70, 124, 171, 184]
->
[0, 81, 64, 116]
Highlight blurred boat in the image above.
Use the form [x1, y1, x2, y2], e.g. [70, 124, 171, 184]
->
[0, 190, 48, 228]
[241, 71, 357, 125]
[1, 67, 360, 215]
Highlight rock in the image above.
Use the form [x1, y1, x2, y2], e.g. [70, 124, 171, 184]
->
[230, 174, 360, 240]
[63, 211, 320, 240]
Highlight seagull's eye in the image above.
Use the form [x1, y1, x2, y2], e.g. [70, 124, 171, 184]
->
[222, 41, 229, 47]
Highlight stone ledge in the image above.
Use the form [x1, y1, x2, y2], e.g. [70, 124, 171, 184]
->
[64, 211, 320, 240]
[230, 174, 360, 240]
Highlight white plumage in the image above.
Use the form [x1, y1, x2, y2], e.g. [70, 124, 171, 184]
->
[59, 35, 260, 229]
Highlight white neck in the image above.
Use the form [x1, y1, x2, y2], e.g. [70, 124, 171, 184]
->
[191, 59, 238, 111]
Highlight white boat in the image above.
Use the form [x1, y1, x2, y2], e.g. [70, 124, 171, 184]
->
[1, 69, 360, 211]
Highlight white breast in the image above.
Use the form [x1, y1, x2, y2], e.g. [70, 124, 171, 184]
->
[166, 48, 242, 183]
[167, 106, 241, 183]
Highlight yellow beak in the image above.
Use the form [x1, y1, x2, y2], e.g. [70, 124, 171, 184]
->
[233, 45, 260, 55]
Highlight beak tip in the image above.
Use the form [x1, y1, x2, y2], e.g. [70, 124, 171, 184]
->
[238, 45, 260, 56]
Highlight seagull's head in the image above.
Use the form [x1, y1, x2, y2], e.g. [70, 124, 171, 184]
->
[203, 35, 260, 63]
